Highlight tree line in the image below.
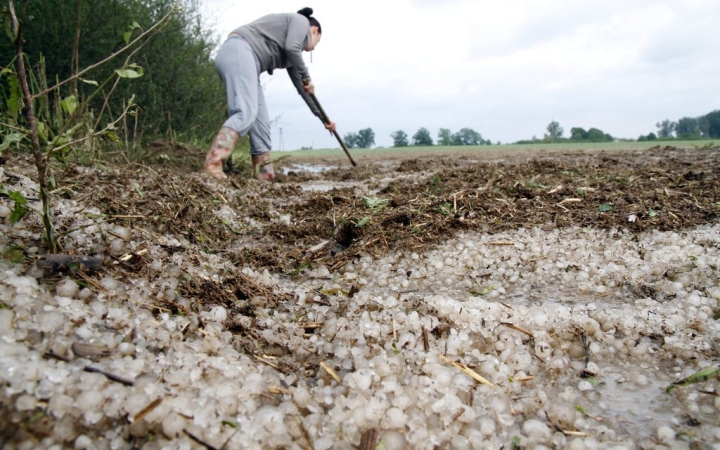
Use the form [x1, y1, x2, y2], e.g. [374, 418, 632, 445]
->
[642, 110, 720, 141]
[516, 109, 720, 145]
[341, 127, 491, 148]
[515, 121, 614, 144]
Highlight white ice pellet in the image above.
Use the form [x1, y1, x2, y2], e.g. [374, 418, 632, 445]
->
[657, 426, 675, 444]
[75, 390, 104, 412]
[74, 435, 93, 449]
[15, 394, 37, 411]
[161, 413, 186, 438]
[383, 407, 408, 429]
[56, 278, 79, 298]
[203, 306, 228, 323]
[112, 226, 132, 241]
[109, 238, 125, 254]
[377, 430, 406, 450]
[523, 419, 553, 443]
[100, 277, 119, 291]
[0, 308, 14, 332]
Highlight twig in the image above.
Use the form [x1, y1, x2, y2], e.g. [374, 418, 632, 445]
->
[82, 366, 134, 386]
[129, 398, 163, 425]
[296, 414, 315, 450]
[10, 0, 57, 253]
[545, 411, 588, 437]
[268, 387, 293, 395]
[183, 430, 218, 450]
[500, 322, 534, 338]
[439, 355, 493, 387]
[498, 301, 514, 310]
[558, 198, 582, 205]
[319, 361, 341, 383]
[422, 327, 430, 352]
[44, 351, 134, 386]
[581, 331, 590, 367]
[451, 408, 465, 421]
[253, 355, 280, 370]
[359, 429, 378, 450]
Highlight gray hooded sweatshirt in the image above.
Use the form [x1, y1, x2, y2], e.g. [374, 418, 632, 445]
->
[232, 13, 322, 119]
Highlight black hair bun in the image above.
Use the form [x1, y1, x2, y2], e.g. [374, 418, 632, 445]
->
[297, 7, 313, 17]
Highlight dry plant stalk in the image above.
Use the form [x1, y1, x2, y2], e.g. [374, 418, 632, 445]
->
[558, 198, 583, 205]
[183, 429, 218, 450]
[359, 429, 378, 450]
[253, 355, 280, 370]
[268, 387, 293, 395]
[44, 351, 134, 386]
[129, 398, 163, 425]
[71, 342, 110, 357]
[319, 361, 341, 383]
[296, 414, 315, 450]
[439, 355, 494, 387]
[500, 322, 534, 337]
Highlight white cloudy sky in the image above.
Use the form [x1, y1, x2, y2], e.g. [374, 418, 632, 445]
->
[200, 0, 720, 150]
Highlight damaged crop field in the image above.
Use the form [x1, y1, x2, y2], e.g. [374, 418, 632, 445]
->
[1, 144, 720, 449]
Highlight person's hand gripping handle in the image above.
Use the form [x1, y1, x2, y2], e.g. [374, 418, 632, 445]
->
[302, 79, 357, 167]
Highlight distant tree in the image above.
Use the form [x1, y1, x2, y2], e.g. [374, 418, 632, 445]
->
[412, 127, 433, 146]
[356, 128, 375, 148]
[656, 119, 676, 138]
[452, 133, 464, 146]
[701, 110, 720, 138]
[674, 117, 700, 138]
[546, 121, 564, 141]
[451, 128, 484, 145]
[437, 128, 453, 146]
[344, 132, 359, 148]
[638, 132, 657, 142]
[587, 128, 613, 142]
[570, 127, 589, 141]
[391, 130, 409, 147]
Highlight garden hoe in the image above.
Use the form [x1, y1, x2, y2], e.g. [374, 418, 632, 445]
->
[303, 79, 357, 167]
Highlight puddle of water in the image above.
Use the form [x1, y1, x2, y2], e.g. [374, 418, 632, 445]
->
[594, 370, 678, 440]
[299, 183, 338, 192]
[282, 163, 336, 174]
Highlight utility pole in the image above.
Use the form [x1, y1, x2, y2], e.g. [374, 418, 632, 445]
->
[278, 127, 285, 151]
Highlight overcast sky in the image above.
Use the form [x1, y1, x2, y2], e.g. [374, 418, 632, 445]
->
[200, 0, 720, 150]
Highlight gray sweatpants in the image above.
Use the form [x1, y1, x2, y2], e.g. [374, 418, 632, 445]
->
[214, 36, 271, 155]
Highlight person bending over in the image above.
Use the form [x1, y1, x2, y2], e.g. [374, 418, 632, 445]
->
[204, 7, 336, 180]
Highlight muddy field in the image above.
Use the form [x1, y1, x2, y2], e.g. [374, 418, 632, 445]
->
[1, 144, 719, 449]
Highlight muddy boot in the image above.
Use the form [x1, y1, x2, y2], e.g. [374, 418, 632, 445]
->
[204, 127, 239, 179]
[252, 152, 275, 182]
